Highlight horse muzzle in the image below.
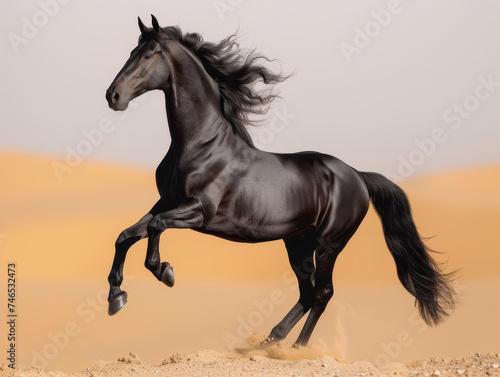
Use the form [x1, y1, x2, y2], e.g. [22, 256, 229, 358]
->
[106, 85, 129, 111]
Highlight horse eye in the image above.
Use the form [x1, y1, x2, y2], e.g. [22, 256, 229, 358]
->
[144, 53, 152, 59]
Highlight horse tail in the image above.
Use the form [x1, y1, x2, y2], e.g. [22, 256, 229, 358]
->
[358, 171, 457, 326]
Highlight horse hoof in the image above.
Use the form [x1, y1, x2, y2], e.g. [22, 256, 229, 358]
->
[108, 292, 128, 316]
[161, 262, 175, 287]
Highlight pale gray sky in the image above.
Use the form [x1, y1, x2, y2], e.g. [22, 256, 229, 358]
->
[1, 0, 499, 181]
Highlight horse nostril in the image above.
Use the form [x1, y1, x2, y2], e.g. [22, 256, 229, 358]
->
[112, 91, 120, 104]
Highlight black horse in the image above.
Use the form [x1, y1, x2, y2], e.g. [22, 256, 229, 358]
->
[105, 15, 456, 347]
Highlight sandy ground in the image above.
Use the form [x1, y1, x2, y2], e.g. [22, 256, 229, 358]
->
[1, 349, 499, 377]
[0, 153, 499, 375]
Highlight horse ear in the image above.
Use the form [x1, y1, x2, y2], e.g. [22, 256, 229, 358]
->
[138, 17, 146, 33]
[151, 14, 161, 33]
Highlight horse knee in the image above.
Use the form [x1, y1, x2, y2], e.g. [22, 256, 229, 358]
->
[147, 217, 164, 234]
[115, 230, 130, 246]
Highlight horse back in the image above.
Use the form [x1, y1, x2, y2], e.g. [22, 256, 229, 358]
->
[198, 149, 370, 242]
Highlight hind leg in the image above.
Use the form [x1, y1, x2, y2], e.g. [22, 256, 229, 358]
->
[265, 230, 316, 342]
[294, 235, 350, 346]
[292, 168, 370, 345]
[107, 200, 165, 315]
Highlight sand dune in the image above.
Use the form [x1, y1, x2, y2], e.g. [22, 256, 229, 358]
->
[0, 152, 499, 372]
[2, 153, 499, 282]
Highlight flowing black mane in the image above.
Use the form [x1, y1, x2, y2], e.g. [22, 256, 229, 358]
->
[144, 26, 286, 147]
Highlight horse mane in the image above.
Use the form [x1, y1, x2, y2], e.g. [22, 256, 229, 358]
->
[150, 26, 287, 147]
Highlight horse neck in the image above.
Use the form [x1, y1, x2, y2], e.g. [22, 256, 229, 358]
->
[163, 43, 227, 151]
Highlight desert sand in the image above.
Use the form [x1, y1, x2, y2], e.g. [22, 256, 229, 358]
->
[1, 349, 500, 377]
[0, 152, 499, 376]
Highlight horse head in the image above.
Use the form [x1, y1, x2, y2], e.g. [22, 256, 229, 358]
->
[106, 15, 171, 111]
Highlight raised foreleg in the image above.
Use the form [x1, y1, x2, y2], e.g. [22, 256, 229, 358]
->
[107, 200, 165, 315]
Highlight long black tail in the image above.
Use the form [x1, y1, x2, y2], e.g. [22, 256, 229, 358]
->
[358, 171, 457, 326]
